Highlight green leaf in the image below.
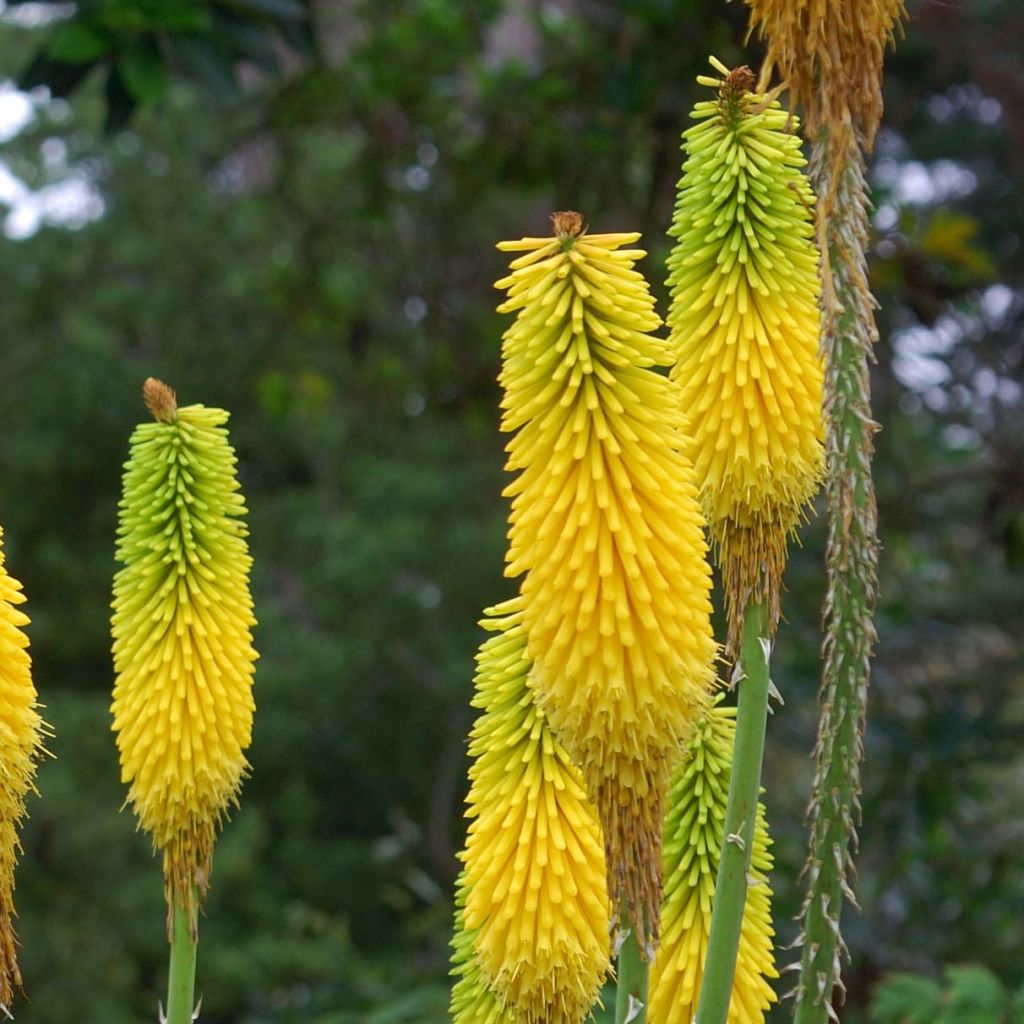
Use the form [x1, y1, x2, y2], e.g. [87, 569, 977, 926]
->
[18, 53, 96, 97]
[223, 0, 308, 20]
[103, 64, 137, 134]
[941, 965, 1010, 1024]
[870, 973, 943, 1024]
[275, 15, 315, 56]
[97, 0, 211, 33]
[170, 35, 240, 99]
[46, 22, 112, 63]
[214, 14, 282, 74]
[118, 45, 169, 105]
[1011, 982, 1024, 1024]
[362, 985, 449, 1023]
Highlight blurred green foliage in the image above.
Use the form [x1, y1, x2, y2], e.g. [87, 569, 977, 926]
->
[0, 0, 1021, 1021]
[870, 965, 1024, 1024]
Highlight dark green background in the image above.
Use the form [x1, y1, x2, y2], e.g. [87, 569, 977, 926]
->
[0, 1, 1021, 1020]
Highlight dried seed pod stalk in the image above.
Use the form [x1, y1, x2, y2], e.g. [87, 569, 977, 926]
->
[0, 527, 47, 1008]
[742, 3, 900, 1019]
[666, 60, 825, 652]
[496, 214, 717, 942]
[745, 0, 904, 179]
[458, 598, 610, 1024]
[111, 378, 257, 928]
[648, 702, 777, 1024]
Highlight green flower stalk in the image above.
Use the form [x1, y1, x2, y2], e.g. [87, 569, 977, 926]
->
[111, 378, 258, 1022]
[648, 701, 777, 1024]
[743, 3, 903, 1018]
[666, 58, 824, 1024]
[0, 526, 47, 1010]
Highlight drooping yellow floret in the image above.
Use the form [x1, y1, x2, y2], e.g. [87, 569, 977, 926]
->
[460, 597, 610, 1024]
[0, 526, 46, 1007]
[667, 62, 824, 646]
[496, 213, 717, 940]
[648, 701, 777, 1024]
[745, 0, 905, 151]
[111, 378, 257, 926]
[450, 877, 515, 1024]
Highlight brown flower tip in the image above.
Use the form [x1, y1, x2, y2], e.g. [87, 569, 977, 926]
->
[551, 210, 585, 243]
[143, 377, 178, 423]
[722, 65, 755, 99]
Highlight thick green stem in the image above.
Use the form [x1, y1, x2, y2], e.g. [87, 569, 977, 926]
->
[614, 906, 648, 1024]
[166, 898, 198, 1024]
[695, 600, 771, 1024]
[794, 134, 879, 1024]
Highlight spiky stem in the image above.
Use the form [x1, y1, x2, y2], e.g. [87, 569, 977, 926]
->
[695, 600, 771, 1024]
[615, 905, 649, 1024]
[793, 132, 879, 1024]
[166, 897, 198, 1024]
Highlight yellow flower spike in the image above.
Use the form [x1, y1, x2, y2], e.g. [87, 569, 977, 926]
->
[111, 378, 258, 928]
[667, 62, 824, 651]
[460, 597, 611, 1024]
[648, 701, 777, 1024]
[496, 213, 717, 943]
[0, 526, 47, 1008]
[450, 876, 515, 1024]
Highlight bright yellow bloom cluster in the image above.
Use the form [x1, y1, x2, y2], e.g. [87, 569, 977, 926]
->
[0, 527, 46, 1006]
[496, 213, 717, 937]
[450, 878, 514, 1024]
[744, 0, 905, 150]
[459, 598, 610, 1024]
[111, 378, 257, 925]
[649, 701, 777, 1024]
[667, 62, 824, 645]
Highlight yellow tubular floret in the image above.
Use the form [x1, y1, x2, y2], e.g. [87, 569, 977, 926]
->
[111, 378, 257, 926]
[667, 64, 824, 646]
[451, 876, 515, 1024]
[496, 213, 717, 941]
[460, 597, 610, 1024]
[0, 526, 46, 1007]
[648, 701, 777, 1024]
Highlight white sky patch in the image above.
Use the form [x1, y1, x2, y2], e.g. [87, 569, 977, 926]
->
[981, 283, 1014, 323]
[0, 2, 75, 27]
[4, 171, 105, 239]
[874, 202, 898, 231]
[927, 83, 1003, 127]
[0, 160, 26, 204]
[0, 82, 35, 141]
[0, 79, 105, 239]
[892, 318, 961, 391]
[873, 157, 978, 206]
[941, 423, 980, 450]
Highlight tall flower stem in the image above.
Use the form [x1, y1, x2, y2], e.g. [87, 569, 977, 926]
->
[794, 133, 880, 1024]
[166, 896, 198, 1023]
[695, 600, 771, 1024]
[614, 906, 648, 1024]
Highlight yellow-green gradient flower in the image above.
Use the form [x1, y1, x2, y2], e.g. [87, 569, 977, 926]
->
[648, 701, 777, 1024]
[667, 62, 824, 648]
[460, 597, 611, 1024]
[450, 877, 514, 1024]
[0, 526, 46, 1006]
[744, 0, 904, 152]
[111, 378, 257, 926]
[496, 213, 717, 941]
